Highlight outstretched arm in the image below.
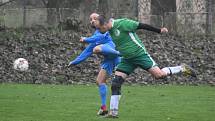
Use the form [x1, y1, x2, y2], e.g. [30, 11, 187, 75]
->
[68, 44, 95, 66]
[137, 23, 168, 33]
[80, 33, 104, 43]
[120, 19, 168, 33]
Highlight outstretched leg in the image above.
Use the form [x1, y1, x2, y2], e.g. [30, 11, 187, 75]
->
[93, 45, 120, 57]
[148, 64, 197, 79]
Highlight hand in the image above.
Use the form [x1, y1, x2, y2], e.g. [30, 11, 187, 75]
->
[160, 27, 168, 33]
[80, 37, 86, 42]
[67, 62, 73, 68]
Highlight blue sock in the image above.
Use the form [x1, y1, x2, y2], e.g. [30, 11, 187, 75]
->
[101, 46, 120, 56]
[99, 83, 107, 107]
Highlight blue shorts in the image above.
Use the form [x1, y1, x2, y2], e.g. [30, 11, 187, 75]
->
[101, 57, 121, 76]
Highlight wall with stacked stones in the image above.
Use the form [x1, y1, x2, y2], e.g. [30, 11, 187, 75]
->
[0, 0, 214, 35]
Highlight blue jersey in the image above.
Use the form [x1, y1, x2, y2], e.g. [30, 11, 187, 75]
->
[70, 30, 121, 75]
[70, 29, 116, 65]
[69, 29, 120, 75]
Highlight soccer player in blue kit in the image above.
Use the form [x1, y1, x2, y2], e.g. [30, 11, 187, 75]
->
[68, 13, 121, 116]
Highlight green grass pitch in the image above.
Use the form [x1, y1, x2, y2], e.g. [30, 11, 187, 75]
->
[0, 84, 215, 121]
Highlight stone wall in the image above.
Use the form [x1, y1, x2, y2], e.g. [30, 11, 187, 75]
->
[0, 0, 214, 35]
[174, 0, 207, 34]
[0, 0, 138, 27]
[138, 0, 151, 24]
[176, 0, 206, 13]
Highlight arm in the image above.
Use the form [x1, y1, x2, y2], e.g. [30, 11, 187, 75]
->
[69, 44, 95, 65]
[137, 23, 168, 33]
[82, 33, 105, 43]
[137, 23, 161, 33]
[119, 19, 168, 33]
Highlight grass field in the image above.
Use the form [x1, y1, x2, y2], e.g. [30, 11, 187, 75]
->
[0, 84, 215, 121]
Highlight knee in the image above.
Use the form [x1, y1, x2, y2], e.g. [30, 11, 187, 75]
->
[96, 80, 106, 85]
[111, 75, 125, 95]
[149, 67, 168, 79]
[154, 73, 166, 79]
[96, 81, 100, 85]
[93, 46, 101, 53]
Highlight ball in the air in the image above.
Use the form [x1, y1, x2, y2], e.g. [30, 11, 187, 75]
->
[13, 58, 29, 71]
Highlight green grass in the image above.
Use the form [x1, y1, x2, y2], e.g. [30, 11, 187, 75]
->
[0, 84, 215, 121]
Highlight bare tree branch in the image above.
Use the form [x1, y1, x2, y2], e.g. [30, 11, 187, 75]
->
[0, 0, 16, 7]
[41, 0, 48, 7]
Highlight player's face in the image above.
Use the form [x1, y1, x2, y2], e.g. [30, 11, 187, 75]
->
[105, 20, 112, 30]
[93, 18, 101, 28]
[100, 25, 109, 33]
[93, 19, 108, 33]
[89, 14, 98, 28]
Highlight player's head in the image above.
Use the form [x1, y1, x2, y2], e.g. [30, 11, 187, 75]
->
[89, 13, 99, 28]
[94, 15, 112, 33]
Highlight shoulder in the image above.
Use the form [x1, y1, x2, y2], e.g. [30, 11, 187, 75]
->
[113, 18, 125, 24]
[92, 29, 105, 38]
[114, 18, 138, 26]
[94, 29, 106, 36]
[114, 18, 131, 23]
[94, 29, 101, 34]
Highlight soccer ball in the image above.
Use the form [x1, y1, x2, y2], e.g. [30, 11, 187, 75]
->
[13, 58, 29, 71]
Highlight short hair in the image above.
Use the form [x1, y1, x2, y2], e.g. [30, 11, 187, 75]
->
[97, 15, 108, 26]
[90, 13, 99, 18]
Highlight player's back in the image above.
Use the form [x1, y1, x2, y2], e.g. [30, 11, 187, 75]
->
[109, 18, 147, 59]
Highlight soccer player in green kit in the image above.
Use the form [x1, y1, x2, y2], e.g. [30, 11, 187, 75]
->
[93, 15, 197, 118]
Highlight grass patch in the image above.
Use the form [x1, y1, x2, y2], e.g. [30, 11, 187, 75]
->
[0, 84, 215, 121]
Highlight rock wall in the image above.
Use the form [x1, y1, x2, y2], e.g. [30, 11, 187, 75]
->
[176, 0, 206, 13]
[0, 0, 214, 35]
[174, 0, 207, 34]
[138, 0, 151, 24]
[0, 28, 214, 85]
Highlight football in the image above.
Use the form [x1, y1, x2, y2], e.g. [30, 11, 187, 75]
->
[13, 58, 29, 71]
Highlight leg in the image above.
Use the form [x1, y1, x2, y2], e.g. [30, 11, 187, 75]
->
[135, 54, 169, 79]
[96, 69, 108, 115]
[97, 58, 120, 116]
[96, 68, 107, 85]
[106, 58, 135, 118]
[148, 66, 168, 79]
[93, 45, 120, 56]
[138, 54, 196, 79]
[148, 64, 197, 79]
[93, 45, 102, 54]
[107, 71, 127, 118]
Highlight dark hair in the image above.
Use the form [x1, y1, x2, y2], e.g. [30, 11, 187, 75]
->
[97, 15, 107, 26]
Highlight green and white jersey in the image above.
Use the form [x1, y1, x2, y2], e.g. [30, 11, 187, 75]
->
[109, 18, 148, 59]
